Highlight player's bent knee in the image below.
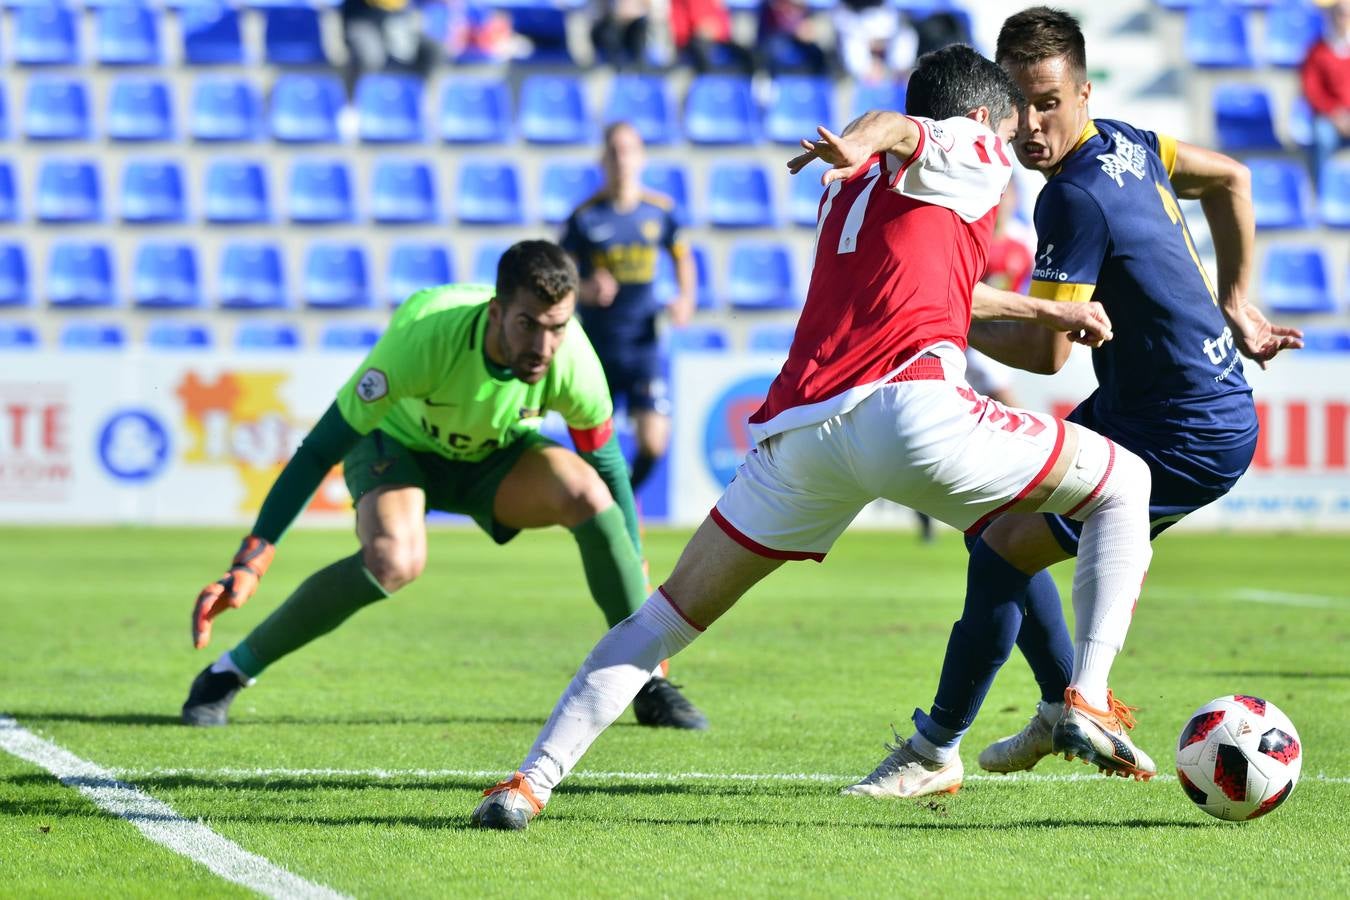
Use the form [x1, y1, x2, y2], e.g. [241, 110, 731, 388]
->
[361, 540, 426, 593]
[558, 465, 613, 527]
[1038, 427, 1150, 521]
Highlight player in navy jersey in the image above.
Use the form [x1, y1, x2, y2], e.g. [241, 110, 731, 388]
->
[895, 7, 1304, 791]
[560, 122, 695, 494]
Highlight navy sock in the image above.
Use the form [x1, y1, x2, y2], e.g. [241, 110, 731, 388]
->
[915, 539, 1029, 746]
[1015, 569, 1074, 705]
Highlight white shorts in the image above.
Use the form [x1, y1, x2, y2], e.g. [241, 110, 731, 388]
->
[712, 348, 1077, 561]
[963, 346, 1014, 397]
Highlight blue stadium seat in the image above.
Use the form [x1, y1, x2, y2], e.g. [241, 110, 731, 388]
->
[0, 243, 28, 306]
[747, 322, 797, 353]
[1264, 4, 1321, 68]
[456, 162, 523, 224]
[1299, 327, 1350, 353]
[388, 242, 453, 304]
[708, 164, 774, 228]
[520, 75, 590, 144]
[1259, 245, 1333, 314]
[764, 76, 833, 145]
[685, 76, 757, 145]
[236, 320, 301, 351]
[204, 159, 270, 223]
[605, 75, 676, 145]
[1249, 159, 1313, 229]
[48, 242, 115, 308]
[220, 243, 286, 310]
[15, 5, 79, 66]
[1212, 84, 1280, 152]
[540, 162, 602, 224]
[133, 242, 200, 309]
[642, 162, 692, 225]
[371, 159, 438, 224]
[183, 4, 244, 65]
[264, 6, 326, 65]
[472, 241, 511, 284]
[147, 320, 213, 350]
[507, 5, 572, 64]
[121, 160, 187, 224]
[0, 163, 15, 222]
[0, 322, 38, 350]
[96, 4, 160, 66]
[1321, 159, 1350, 228]
[190, 76, 262, 142]
[1289, 95, 1314, 148]
[24, 77, 91, 141]
[61, 321, 126, 351]
[37, 160, 101, 223]
[288, 159, 354, 224]
[304, 243, 371, 309]
[851, 80, 907, 121]
[440, 78, 511, 144]
[108, 77, 174, 142]
[356, 74, 424, 144]
[653, 244, 715, 310]
[320, 324, 382, 351]
[727, 241, 796, 310]
[0, 86, 8, 140]
[668, 324, 730, 353]
[270, 74, 343, 143]
[789, 160, 827, 226]
[1183, 6, 1254, 68]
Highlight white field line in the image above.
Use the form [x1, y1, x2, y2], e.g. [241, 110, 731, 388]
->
[0, 715, 349, 900]
[109, 765, 1350, 786]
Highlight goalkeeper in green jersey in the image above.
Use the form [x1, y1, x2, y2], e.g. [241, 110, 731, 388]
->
[181, 240, 707, 730]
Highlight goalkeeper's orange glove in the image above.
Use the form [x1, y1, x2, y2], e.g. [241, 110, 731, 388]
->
[192, 536, 275, 649]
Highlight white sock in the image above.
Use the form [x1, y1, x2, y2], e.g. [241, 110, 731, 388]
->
[520, 590, 702, 803]
[1068, 446, 1152, 709]
[210, 650, 253, 685]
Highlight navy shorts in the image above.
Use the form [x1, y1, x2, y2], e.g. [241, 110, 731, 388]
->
[1044, 401, 1259, 554]
[596, 345, 671, 417]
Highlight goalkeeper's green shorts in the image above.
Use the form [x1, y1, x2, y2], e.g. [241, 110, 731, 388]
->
[342, 429, 559, 544]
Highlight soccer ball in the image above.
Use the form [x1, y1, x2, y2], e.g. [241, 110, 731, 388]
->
[1174, 695, 1301, 821]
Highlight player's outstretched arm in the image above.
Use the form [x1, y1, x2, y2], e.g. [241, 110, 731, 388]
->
[786, 113, 921, 184]
[191, 403, 362, 648]
[968, 282, 1110, 375]
[1170, 142, 1303, 369]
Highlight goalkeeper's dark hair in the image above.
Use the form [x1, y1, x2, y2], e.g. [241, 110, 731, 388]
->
[996, 6, 1087, 85]
[905, 44, 1023, 127]
[496, 240, 578, 306]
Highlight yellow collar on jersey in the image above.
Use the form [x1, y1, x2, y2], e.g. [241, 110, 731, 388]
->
[1048, 120, 1100, 179]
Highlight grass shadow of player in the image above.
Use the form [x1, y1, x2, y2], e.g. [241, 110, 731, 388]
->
[1, 709, 625, 728]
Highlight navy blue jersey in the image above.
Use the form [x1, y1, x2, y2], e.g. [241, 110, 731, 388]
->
[560, 190, 686, 351]
[1030, 119, 1257, 452]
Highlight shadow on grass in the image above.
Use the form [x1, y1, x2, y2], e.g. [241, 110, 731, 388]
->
[2, 709, 576, 728]
[1203, 670, 1350, 681]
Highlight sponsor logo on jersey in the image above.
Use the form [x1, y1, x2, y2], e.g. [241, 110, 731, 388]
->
[1032, 244, 1071, 282]
[357, 368, 388, 402]
[1096, 134, 1148, 188]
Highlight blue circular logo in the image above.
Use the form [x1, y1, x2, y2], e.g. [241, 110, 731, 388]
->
[98, 410, 170, 482]
[702, 374, 774, 487]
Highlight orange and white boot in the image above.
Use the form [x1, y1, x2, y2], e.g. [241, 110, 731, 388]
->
[471, 772, 543, 830]
[1051, 688, 1156, 780]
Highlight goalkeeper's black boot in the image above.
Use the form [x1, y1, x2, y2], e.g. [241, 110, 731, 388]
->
[180, 664, 247, 727]
[633, 677, 709, 730]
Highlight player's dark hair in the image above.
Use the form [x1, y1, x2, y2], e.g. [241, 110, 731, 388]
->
[905, 44, 1023, 127]
[996, 6, 1088, 85]
[496, 240, 578, 306]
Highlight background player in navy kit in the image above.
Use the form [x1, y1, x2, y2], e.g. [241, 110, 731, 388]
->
[894, 7, 1305, 789]
[561, 122, 696, 496]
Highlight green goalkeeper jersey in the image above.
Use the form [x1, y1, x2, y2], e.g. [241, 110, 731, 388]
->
[335, 284, 613, 462]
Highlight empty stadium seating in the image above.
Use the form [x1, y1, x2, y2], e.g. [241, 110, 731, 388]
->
[15, 5, 80, 67]
[25, 77, 92, 141]
[1250, 159, 1314, 230]
[520, 75, 590, 144]
[263, 5, 325, 66]
[642, 162, 692, 225]
[605, 75, 676, 144]
[765, 77, 833, 145]
[147, 320, 213, 350]
[108, 77, 174, 142]
[48, 242, 115, 308]
[1184, 6, 1254, 68]
[121, 160, 187, 224]
[219, 242, 286, 310]
[667, 323, 730, 353]
[320, 324, 382, 351]
[133, 242, 200, 309]
[270, 74, 343, 143]
[708, 164, 775, 228]
[288, 160, 355, 224]
[685, 76, 757, 145]
[304, 243, 370, 309]
[61, 321, 126, 350]
[1321, 160, 1350, 229]
[1264, 4, 1321, 68]
[0, 322, 39, 350]
[182, 4, 244, 66]
[1260, 245, 1335, 314]
[96, 4, 160, 67]
[37, 160, 102, 223]
[1212, 83, 1280, 152]
[236, 320, 301, 351]
[440, 78, 512, 144]
[540, 162, 602, 224]
[357, 75, 425, 144]
[388, 243, 454, 304]
[205, 159, 270, 223]
[0, 243, 28, 307]
[456, 162, 524, 224]
[727, 242, 796, 310]
[371, 160, 439, 224]
[190, 76, 262, 142]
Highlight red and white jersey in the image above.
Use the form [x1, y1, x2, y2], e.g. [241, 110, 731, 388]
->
[748, 115, 1012, 443]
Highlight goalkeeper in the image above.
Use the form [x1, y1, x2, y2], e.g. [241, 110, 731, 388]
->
[181, 240, 707, 730]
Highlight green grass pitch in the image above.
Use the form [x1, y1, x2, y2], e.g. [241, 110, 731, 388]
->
[2, 525, 1348, 898]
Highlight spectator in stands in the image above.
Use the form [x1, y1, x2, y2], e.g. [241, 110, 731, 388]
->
[670, 0, 753, 74]
[561, 122, 696, 496]
[1302, 0, 1350, 185]
[756, 0, 827, 76]
[341, 0, 439, 98]
[442, 0, 517, 63]
[591, 0, 650, 70]
[833, 0, 917, 84]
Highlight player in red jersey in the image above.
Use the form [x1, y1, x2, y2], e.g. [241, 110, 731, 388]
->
[471, 44, 1155, 830]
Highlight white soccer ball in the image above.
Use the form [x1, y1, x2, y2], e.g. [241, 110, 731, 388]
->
[1175, 695, 1301, 821]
